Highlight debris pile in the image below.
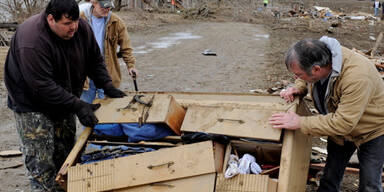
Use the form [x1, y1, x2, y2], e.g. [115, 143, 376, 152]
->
[183, 4, 217, 19]
[279, 5, 377, 21]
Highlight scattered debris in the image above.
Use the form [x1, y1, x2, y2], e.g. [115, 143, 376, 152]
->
[249, 89, 268, 94]
[312, 147, 327, 155]
[201, 49, 217, 56]
[183, 4, 216, 19]
[320, 138, 328, 143]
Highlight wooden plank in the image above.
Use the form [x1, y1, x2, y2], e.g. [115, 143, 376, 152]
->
[112, 173, 216, 192]
[94, 95, 185, 135]
[277, 99, 312, 192]
[94, 95, 168, 123]
[310, 163, 384, 177]
[55, 127, 93, 189]
[216, 173, 277, 192]
[261, 166, 280, 175]
[88, 140, 177, 147]
[222, 144, 232, 175]
[114, 92, 288, 110]
[0, 161, 23, 170]
[67, 141, 223, 191]
[164, 96, 186, 135]
[371, 32, 383, 57]
[0, 150, 22, 157]
[181, 105, 283, 141]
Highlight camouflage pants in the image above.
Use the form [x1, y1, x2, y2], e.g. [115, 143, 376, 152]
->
[14, 112, 76, 192]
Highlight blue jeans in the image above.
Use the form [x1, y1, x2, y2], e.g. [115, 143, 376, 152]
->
[80, 79, 104, 104]
[318, 135, 384, 192]
[375, 8, 379, 16]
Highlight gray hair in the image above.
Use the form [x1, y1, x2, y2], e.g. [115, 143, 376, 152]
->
[285, 38, 332, 75]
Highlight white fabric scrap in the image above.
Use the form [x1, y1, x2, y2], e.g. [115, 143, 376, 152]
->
[250, 162, 262, 174]
[224, 154, 240, 178]
[238, 154, 256, 174]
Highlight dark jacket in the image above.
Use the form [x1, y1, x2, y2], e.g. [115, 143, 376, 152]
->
[4, 12, 112, 119]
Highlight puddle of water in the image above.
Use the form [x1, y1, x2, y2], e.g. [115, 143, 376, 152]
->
[148, 41, 180, 49]
[133, 32, 202, 54]
[254, 34, 270, 40]
[132, 50, 149, 54]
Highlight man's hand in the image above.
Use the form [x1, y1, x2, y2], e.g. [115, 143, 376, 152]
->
[269, 111, 300, 130]
[104, 84, 126, 98]
[280, 87, 301, 103]
[128, 68, 138, 77]
[75, 100, 101, 127]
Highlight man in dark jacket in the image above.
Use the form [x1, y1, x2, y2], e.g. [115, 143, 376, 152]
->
[4, 0, 126, 191]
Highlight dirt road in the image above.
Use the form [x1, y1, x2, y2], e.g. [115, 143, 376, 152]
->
[122, 21, 271, 92]
[0, 21, 272, 192]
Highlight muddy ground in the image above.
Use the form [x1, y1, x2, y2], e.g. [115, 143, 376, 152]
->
[0, 0, 382, 191]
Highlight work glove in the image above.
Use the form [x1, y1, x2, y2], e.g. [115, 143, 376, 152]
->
[74, 100, 101, 127]
[104, 84, 126, 98]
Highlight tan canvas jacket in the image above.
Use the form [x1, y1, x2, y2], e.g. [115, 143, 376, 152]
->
[81, 9, 135, 89]
[295, 47, 384, 146]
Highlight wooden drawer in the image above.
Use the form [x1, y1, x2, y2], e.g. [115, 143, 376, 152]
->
[181, 105, 284, 141]
[67, 141, 224, 192]
[94, 94, 186, 135]
[216, 174, 277, 192]
[113, 173, 216, 192]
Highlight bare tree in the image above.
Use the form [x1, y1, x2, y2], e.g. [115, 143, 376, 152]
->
[114, 0, 122, 11]
[0, 0, 50, 23]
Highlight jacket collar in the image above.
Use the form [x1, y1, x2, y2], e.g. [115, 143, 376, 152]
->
[83, 5, 112, 25]
[319, 36, 342, 76]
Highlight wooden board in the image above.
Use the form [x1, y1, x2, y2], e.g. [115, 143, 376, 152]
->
[112, 173, 215, 192]
[181, 105, 284, 141]
[216, 174, 277, 192]
[94, 94, 185, 135]
[277, 100, 312, 192]
[114, 92, 288, 109]
[67, 141, 224, 192]
[55, 127, 93, 190]
[0, 150, 22, 157]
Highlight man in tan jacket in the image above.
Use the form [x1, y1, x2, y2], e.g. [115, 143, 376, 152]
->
[269, 36, 384, 192]
[80, 0, 137, 103]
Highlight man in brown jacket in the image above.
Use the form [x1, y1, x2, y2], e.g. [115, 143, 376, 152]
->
[80, 0, 137, 103]
[269, 36, 384, 192]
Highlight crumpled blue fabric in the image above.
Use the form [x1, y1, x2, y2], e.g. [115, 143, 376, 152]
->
[93, 123, 175, 142]
[121, 123, 175, 142]
[93, 123, 124, 136]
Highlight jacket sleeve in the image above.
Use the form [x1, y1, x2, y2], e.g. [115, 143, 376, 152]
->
[294, 78, 308, 95]
[117, 18, 135, 69]
[300, 75, 373, 137]
[17, 47, 80, 112]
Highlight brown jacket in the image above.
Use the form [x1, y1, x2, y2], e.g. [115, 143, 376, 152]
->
[81, 8, 135, 89]
[295, 47, 384, 146]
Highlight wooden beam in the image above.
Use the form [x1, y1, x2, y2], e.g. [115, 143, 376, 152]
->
[277, 99, 312, 192]
[55, 127, 93, 189]
[310, 163, 384, 177]
[371, 32, 383, 57]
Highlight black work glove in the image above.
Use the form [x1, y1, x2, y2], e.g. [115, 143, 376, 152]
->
[74, 100, 101, 127]
[104, 84, 126, 98]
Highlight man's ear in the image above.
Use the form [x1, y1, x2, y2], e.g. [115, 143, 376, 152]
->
[47, 14, 55, 26]
[312, 65, 321, 74]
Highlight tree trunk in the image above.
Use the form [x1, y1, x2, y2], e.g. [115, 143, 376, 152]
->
[114, 0, 122, 11]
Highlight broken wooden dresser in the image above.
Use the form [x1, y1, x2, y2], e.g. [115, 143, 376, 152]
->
[56, 92, 312, 192]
